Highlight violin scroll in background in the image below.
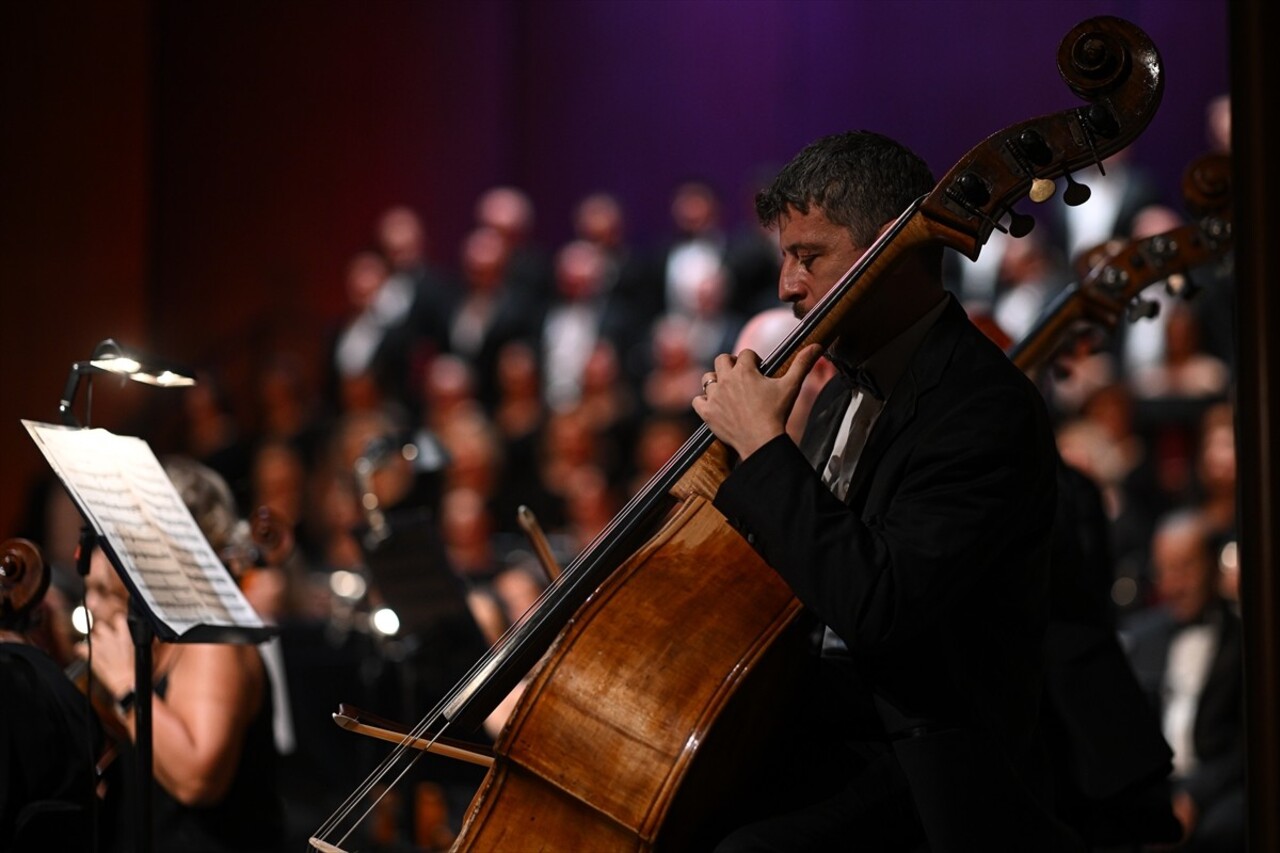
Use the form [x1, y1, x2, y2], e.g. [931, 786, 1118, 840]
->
[218, 505, 296, 574]
[218, 504, 297, 623]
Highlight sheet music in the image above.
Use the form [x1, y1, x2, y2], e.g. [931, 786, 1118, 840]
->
[24, 420, 265, 640]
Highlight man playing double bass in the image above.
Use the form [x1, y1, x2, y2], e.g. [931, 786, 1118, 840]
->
[693, 130, 1082, 851]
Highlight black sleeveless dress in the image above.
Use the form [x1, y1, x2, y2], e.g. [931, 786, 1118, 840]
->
[104, 647, 286, 853]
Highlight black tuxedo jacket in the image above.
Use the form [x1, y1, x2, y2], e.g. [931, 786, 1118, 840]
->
[1040, 463, 1179, 845]
[715, 295, 1078, 850]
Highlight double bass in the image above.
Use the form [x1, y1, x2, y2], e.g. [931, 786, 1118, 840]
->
[312, 16, 1164, 851]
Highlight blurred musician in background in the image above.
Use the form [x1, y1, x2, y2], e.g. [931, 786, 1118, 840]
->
[79, 457, 286, 852]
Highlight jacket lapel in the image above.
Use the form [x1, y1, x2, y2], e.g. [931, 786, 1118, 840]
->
[800, 375, 853, 471]
[842, 296, 968, 506]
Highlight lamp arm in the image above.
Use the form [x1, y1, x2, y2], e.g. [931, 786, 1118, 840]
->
[56, 339, 196, 428]
[58, 362, 94, 427]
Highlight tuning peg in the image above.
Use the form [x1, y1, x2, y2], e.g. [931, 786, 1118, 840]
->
[1094, 264, 1130, 300]
[1165, 272, 1202, 300]
[946, 173, 1016, 237]
[1146, 233, 1177, 262]
[955, 172, 990, 206]
[1011, 131, 1056, 203]
[1062, 170, 1092, 206]
[1062, 104, 1111, 210]
[1085, 103, 1121, 142]
[1017, 129, 1053, 165]
[1006, 210, 1036, 238]
[1203, 216, 1231, 243]
[1126, 296, 1160, 322]
[1028, 178, 1056, 203]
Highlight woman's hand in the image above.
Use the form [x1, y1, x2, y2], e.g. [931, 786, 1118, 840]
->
[76, 610, 136, 709]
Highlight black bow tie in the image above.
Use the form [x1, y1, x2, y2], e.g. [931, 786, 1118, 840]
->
[1172, 606, 1220, 633]
[829, 355, 884, 401]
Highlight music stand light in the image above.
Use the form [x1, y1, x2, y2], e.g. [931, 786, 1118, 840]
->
[58, 337, 196, 427]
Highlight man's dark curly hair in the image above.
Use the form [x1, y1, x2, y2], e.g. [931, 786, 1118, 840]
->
[755, 130, 936, 250]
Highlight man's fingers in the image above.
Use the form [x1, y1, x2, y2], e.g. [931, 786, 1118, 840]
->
[784, 344, 825, 387]
[714, 351, 742, 373]
[706, 344, 820, 394]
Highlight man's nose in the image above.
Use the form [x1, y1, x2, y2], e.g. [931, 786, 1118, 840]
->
[778, 263, 802, 302]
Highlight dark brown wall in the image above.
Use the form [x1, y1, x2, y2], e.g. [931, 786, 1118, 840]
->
[0, 3, 152, 535]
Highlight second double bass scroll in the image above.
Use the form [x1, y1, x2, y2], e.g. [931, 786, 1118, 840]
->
[311, 15, 1164, 853]
[1009, 150, 1234, 377]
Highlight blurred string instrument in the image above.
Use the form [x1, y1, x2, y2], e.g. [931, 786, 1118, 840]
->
[1008, 151, 1233, 376]
[219, 504, 297, 590]
[0, 536, 122, 791]
[0, 537, 49, 630]
[310, 15, 1164, 852]
[240, 505, 296, 571]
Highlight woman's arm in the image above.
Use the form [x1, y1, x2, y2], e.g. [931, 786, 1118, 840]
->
[83, 617, 265, 807]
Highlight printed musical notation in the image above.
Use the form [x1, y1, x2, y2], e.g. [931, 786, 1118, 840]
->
[23, 420, 267, 642]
